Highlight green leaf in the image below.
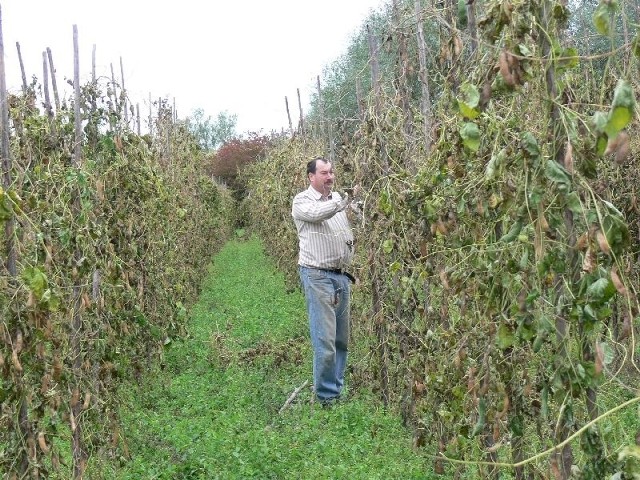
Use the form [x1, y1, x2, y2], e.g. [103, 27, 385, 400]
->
[592, 111, 608, 134]
[593, 4, 610, 35]
[457, 83, 480, 119]
[599, 342, 614, 366]
[565, 191, 583, 215]
[602, 212, 631, 255]
[500, 219, 523, 243]
[556, 47, 579, 73]
[605, 80, 636, 139]
[485, 149, 506, 181]
[593, 0, 618, 36]
[517, 44, 532, 57]
[605, 107, 633, 139]
[382, 238, 394, 254]
[586, 277, 617, 303]
[545, 160, 571, 190]
[460, 122, 481, 152]
[497, 323, 515, 349]
[470, 398, 486, 437]
[520, 132, 540, 157]
[596, 134, 608, 155]
[22, 266, 48, 299]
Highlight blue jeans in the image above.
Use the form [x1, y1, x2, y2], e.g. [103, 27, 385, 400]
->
[299, 266, 350, 401]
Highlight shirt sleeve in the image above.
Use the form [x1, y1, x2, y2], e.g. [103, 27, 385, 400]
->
[292, 192, 348, 223]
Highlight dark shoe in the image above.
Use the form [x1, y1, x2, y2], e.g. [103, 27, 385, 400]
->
[318, 395, 341, 409]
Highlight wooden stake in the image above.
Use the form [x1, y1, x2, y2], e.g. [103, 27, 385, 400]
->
[42, 51, 54, 121]
[110, 62, 119, 117]
[15, 41, 28, 92]
[415, 0, 432, 152]
[316, 75, 326, 137]
[285, 96, 293, 136]
[367, 24, 381, 114]
[356, 76, 364, 120]
[148, 93, 153, 136]
[297, 87, 304, 135]
[278, 380, 309, 414]
[71, 24, 88, 480]
[120, 57, 128, 123]
[91, 44, 96, 83]
[0, 6, 16, 277]
[46, 47, 60, 110]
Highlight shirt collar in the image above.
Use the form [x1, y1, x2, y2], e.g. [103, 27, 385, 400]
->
[308, 185, 329, 200]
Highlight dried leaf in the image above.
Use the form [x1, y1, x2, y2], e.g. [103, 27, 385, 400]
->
[576, 232, 588, 251]
[615, 132, 630, 164]
[96, 179, 105, 201]
[15, 330, 23, 354]
[610, 267, 628, 296]
[619, 314, 632, 341]
[582, 246, 595, 273]
[439, 269, 450, 290]
[564, 141, 574, 174]
[37, 432, 50, 454]
[53, 357, 62, 381]
[595, 342, 604, 376]
[596, 229, 611, 255]
[499, 50, 514, 86]
[453, 34, 463, 57]
[71, 388, 80, 408]
[40, 374, 51, 395]
[83, 392, 92, 410]
[11, 350, 22, 373]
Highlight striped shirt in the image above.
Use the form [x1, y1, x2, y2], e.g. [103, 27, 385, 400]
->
[292, 186, 354, 270]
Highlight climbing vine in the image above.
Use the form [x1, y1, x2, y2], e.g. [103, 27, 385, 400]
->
[0, 78, 234, 477]
[245, 0, 639, 478]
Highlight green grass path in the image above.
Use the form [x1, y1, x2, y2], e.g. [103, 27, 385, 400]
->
[105, 237, 433, 479]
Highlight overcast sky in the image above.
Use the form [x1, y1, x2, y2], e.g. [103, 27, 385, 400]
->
[1, 0, 385, 134]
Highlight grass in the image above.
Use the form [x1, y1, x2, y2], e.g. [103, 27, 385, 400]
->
[95, 236, 434, 479]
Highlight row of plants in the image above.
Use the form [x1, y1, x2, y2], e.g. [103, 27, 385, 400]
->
[243, 0, 639, 478]
[1, 77, 234, 477]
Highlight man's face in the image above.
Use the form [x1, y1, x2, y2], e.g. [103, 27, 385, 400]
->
[309, 161, 335, 195]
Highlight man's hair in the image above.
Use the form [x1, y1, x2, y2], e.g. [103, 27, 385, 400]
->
[307, 157, 330, 175]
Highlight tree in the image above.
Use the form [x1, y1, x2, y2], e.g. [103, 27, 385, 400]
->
[208, 133, 271, 197]
[186, 109, 238, 151]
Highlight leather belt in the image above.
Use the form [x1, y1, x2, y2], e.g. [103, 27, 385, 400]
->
[316, 267, 356, 284]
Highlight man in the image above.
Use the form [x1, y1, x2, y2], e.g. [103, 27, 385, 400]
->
[292, 157, 355, 407]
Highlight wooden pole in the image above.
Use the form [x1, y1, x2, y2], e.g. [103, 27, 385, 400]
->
[297, 87, 304, 135]
[393, 0, 412, 140]
[42, 51, 54, 121]
[15, 41, 28, 92]
[173, 97, 177, 123]
[46, 47, 60, 110]
[71, 24, 87, 479]
[136, 103, 141, 135]
[120, 56, 128, 123]
[92, 44, 96, 83]
[316, 75, 325, 138]
[88, 45, 98, 150]
[415, 0, 432, 152]
[466, 0, 478, 54]
[1, 7, 16, 277]
[285, 96, 293, 136]
[110, 62, 119, 116]
[367, 24, 381, 115]
[148, 93, 153, 136]
[2, 19, 30, 476]
[356, 76, 365, 120]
